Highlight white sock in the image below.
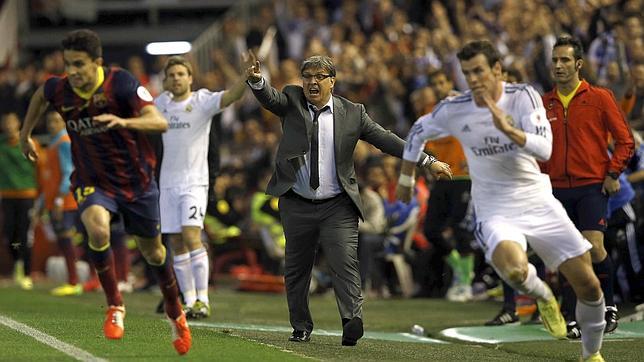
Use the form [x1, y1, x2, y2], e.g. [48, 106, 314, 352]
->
[190, 247, 210, 304]
[576, 296, 606, 359]
[498, 263, 553, 300]
[173, 252, 196, 307]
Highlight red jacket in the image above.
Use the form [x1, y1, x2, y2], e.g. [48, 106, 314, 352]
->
[540, 80, 634, 188]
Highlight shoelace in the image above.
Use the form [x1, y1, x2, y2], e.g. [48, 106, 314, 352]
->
[111, 310, 124, 326]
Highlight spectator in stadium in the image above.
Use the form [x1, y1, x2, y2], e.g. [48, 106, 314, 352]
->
[587, 20, 630, 91]
[154, 54, 248, 320]
[621, 62, 644, 129]
[421, 69, 474, 302]
[36, 111, 82, 297]
[251, 169, 285, 274]
[19, 29, 191, 355]
[622, 130, 644, 301]
[429, 69, 460, 100]
[540, 36, 635, 339]
[357, 158, 388, 298]
[245, 52, 451, 346]
[398, 40, 606, 362]
[605, 172, 640, 303]
[0, 112, 40, 290]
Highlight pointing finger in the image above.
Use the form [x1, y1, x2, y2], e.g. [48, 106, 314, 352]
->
[248, 49, 257, 62]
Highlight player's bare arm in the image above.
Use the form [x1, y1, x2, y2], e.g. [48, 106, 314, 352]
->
[395, 159, 417, 203]
[395, 158, 452, 203]
[19, 85, 49, 162]
[481, 93, 527, 147]
[218, 52, 254, 108]
[93, 104, 168, 132]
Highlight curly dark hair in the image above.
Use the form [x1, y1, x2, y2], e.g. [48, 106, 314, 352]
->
[457, 40, 501, 68]
[61, 29, 102, 59]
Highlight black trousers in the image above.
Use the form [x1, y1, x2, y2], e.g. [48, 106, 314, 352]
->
[424, 179, 473, 253]
[1, 198, 34, 274]
[279, 191, 362, 333]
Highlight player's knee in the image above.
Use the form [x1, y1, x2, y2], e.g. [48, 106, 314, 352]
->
[141, 246, 165, 266]
[501, 265, 527, 285]
[86, 226, 110, 245]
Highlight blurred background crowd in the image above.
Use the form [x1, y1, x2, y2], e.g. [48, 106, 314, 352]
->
[1, 0, 643, 309]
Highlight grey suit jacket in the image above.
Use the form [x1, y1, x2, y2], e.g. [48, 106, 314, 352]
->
[251, 83, 428, 219]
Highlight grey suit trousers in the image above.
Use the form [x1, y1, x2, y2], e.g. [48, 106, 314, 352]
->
[279, 191, 363, 333]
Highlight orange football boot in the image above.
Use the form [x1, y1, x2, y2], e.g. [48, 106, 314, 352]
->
[104, 305, 125, 339]
[167, 311, 192, 355]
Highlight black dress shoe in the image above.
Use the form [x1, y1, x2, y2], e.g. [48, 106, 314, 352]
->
[288, 330, 311, 342]
[342, 317, 363, 346]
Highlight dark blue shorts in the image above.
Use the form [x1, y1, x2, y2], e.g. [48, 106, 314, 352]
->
[553, 183, 608, 232]
[52, 210, 81, 234]
[74, 181, 161, 238]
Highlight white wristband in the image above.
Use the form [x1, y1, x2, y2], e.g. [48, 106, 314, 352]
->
[398, 174, 414, 187]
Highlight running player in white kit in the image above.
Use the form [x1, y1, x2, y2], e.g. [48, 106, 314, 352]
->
[155, 55, 250, 318]
[397, 41, 606, 362]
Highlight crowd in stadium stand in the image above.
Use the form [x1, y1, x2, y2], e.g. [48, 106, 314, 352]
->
[1, 0, 643, 306]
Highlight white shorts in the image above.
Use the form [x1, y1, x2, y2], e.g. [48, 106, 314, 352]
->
[159, 185, 208, 233]
[473, 196, 592, 270]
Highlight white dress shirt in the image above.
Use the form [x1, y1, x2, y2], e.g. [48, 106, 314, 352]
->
[249, 77, 342, 199]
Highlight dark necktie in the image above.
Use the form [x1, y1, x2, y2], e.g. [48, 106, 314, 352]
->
[309, 105, 329, 190]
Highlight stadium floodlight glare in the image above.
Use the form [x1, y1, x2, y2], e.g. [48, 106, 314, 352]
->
[145, 41, 192, 55]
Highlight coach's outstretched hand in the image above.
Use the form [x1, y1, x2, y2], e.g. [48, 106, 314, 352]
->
[426, 159, 452, 181]
[244, 50, 262, 83]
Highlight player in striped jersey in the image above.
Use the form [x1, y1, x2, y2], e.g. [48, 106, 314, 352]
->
[397, 40, 605, 362]
[19, 29, 191, 355]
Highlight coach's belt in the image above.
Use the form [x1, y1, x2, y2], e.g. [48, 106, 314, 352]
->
[284, 190, 343, 204]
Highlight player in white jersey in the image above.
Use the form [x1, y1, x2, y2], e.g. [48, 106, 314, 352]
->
[155, 55, 250, 318]
[397, 41, 606, 362]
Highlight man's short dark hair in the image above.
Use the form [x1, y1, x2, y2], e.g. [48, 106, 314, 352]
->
[553, 36, 584, 61]
[428, 69, 449, 82]
[164, 56, 193, 77]
[61, 29, 102, 59]
[457, 40, 501, 67]
[301, 55, 336, 77]
[503, 66, 523, 83]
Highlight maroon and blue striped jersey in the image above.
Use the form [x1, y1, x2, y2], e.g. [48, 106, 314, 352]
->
[44, 67, 157, 201]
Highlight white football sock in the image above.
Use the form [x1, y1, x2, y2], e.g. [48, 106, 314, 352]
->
[173, 252, 196, 307]
[498, 263, 553, 300]
[576, 296, 606, 359]
[190, 247, 210, 304]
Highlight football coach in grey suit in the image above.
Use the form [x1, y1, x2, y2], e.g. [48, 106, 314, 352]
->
[245, 52, 452, 346]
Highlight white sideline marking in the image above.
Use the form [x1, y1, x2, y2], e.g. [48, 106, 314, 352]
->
[441, 327, 502, 344]
[226, 331, 317, 360]
[0, 314, 107, 362]
[190, 321, 448, 344]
